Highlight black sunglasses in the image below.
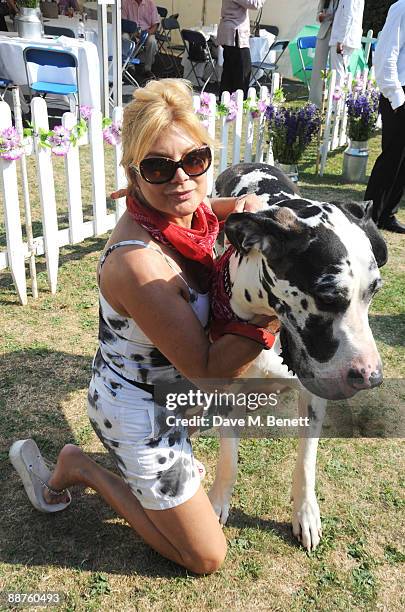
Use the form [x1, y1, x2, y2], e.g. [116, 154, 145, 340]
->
[137, 145, 212, 184]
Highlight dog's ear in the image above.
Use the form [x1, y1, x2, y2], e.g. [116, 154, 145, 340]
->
[225, 212, 267, 255]
[225, 209, 311, 259]
[331, 200, 388, 268]
[332, 199, 374, 222]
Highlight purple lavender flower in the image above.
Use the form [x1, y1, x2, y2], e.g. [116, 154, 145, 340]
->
[266, 102, 321, 164]
[346, 84, 379, 141]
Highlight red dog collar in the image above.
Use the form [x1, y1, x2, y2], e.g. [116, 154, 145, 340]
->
[209, 320, 278, 350]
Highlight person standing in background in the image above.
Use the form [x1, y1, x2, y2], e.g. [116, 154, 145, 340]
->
[217, 0, 265, 98]
[122, 0, 160, 79]
[0, 0, 17, 31]
[309, 0, 339, 107]
[365, 0, 405, 233]
[329, 0, 364, 89]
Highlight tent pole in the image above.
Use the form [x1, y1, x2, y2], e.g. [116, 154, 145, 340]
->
[97, 2, 110, 117]
[112, 0, 122, 109]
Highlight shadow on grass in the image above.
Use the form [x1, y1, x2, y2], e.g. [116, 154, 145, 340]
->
[0, 347, 192, 578]
[369, 314, 405, 347]
[226, 508, 299, 549]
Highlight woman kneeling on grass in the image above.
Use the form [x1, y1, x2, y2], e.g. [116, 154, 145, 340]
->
[10, 79, 272, 575]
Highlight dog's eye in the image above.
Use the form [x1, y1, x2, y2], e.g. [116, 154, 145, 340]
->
[315, 292, 350, 313]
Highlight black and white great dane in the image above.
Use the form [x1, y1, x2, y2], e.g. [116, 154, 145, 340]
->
[207, 162, 387, 551]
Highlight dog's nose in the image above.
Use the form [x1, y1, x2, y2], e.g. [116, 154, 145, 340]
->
[346, 367, 383, 390]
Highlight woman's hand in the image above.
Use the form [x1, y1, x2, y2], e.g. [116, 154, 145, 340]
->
[110, 188, 128, 200]
[250, 312, 280, 334]
[233, 193, 263, 213]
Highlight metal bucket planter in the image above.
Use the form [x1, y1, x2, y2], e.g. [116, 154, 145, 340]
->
[275, 162, 299, 184]
[342, 140, 369, 184]
[15, 7, 43, 40]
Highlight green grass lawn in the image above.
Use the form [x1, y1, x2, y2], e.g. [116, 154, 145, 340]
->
[0, 102, 404, 611]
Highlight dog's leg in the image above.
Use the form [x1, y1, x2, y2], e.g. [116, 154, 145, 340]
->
[208, 427, 240, 525]
[291, 391, 327, 551]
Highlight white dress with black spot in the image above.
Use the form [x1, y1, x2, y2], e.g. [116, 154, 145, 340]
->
[88, 240, 210, 510]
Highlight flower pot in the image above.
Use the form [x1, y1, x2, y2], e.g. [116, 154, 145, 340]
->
[15, 7, 43, 40]
[342, 140, 369, 184]
[275, 162, 299, 184]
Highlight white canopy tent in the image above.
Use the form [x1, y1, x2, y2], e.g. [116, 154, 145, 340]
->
[100, 0, 319, 114]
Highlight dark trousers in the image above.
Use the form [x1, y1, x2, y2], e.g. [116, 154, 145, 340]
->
[220, 44, 251, 98]
[365, 91, 405, 226]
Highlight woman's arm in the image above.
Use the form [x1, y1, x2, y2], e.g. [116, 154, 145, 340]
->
[210, 193, 265, 221]
[100, 246, 268, 381]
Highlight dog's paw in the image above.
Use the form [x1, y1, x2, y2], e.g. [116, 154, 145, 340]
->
[291, 494, 322, 551]
[208, 486, 231, 525]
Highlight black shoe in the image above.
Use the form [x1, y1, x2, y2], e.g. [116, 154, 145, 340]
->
[380, 216, 405, 234]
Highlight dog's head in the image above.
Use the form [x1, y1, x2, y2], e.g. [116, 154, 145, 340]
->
[225, 199, 386, 400]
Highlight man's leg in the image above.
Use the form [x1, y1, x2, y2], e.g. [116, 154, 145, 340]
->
[143, 35, 157, 73]
[220, 45, 238, 96]
[239, 47, 252, 98]
[309, 33, 331, 107]
[220, 45, 250, 98]
[329, 46, 346, 90]
[365, 94, 405, 226]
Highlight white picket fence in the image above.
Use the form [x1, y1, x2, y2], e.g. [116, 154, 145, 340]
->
[0, 78, 280, 305]
[319, 65, 377, 175]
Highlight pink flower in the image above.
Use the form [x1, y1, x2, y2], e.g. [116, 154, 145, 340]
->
[52, 143, 70, 156]
[333, 87, 342, 101]
[200, 92, 211, 106]
[80, 105, 93, 121]
[197, 103, 211, 118]
[0, 126, 23, 161]
[103, 121, 122, 145]
[257, 99, 268, 113]
[354, 77, 364, 93]
[0, 148, 23, 161]
[48, 126, 71, 156]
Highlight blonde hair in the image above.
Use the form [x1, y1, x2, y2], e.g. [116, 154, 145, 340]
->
[121, 79, 215, 188]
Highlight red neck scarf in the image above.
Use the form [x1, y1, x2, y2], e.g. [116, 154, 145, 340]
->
[126, 195, 220, 271]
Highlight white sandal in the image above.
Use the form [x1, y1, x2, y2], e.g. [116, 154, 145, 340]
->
[9, 439, 71, 513]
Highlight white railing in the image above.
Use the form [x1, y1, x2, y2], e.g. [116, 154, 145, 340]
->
[1, 84, 274, 304]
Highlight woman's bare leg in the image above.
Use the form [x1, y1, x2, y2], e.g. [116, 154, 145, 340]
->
[45, 444, 226, 574]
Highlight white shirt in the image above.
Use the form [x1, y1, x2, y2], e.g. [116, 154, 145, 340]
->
[329, 0, 364, 49]
[374, 0, 405, 110]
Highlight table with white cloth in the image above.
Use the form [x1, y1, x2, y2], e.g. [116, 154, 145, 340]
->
[181, 26, 276, 87]
[0, 34, 101, 108]
[6, 14, 113, 55]
[43, 15, 113, 55]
